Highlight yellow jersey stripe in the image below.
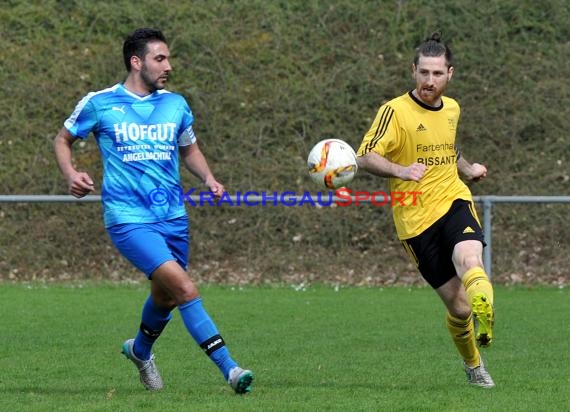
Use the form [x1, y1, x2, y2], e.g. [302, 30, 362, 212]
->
[467, 201, 482, 226]
[401, 241, 419, 267]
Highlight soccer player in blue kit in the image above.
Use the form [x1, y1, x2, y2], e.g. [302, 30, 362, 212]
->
[53, 28, 253, 394]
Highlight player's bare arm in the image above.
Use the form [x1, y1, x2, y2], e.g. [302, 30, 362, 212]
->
[53, 128, 95, 198]
[180, 143, 225, 197]
[457, 156, 487, 181]
[357, 151, 426, 182]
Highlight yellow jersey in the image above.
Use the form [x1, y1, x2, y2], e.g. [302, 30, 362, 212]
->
[357, 91, 473, 239]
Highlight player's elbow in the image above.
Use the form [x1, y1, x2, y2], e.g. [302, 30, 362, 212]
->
[54, 128, 74, 148]
[356, 153, 372, 171]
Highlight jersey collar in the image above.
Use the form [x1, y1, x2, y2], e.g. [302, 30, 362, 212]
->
[408, 90, 444, 111]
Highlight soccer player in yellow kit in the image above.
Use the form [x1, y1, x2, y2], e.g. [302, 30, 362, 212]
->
[357, 32, 495, 388]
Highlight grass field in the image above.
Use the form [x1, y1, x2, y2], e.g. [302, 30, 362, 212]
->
[1, 283, 569, 411]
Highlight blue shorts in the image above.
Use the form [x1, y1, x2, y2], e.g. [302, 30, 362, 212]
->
[107, 216, 190, 278]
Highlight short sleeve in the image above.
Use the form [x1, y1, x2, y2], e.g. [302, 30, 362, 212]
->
[357, 104, 401, 159]
[177, 99, 196, 146]
[64, 93, 98, 139]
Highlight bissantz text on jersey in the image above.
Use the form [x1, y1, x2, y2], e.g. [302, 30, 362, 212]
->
[114, 122, 177, 142]
[416, 154, 457, 166]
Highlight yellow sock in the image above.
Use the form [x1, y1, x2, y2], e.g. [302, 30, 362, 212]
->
[462, 267, 494, 306]
[446, 312, 480, 367]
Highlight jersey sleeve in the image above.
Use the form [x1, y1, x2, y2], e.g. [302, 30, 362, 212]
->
[177, 99, 196, 146]
[64, 93, 98, 139]
[179, 125, 197, 146]
[357, 104, 402, 159]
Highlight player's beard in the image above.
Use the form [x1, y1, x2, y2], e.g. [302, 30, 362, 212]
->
[140, 65, 166, 92]
[417, 83, 446, 106]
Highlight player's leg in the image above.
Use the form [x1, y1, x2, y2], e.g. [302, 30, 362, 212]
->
[402, 214, 493, 388]
[453, 240, 494, 347]
[151, 261, 253, 393]
[110, 223, 177, 357]
[160, 217, 252, 391]
[402, 235, 476, 372]
[121, 290, 173, 390]
[447, 200, 495, 347]
[133, 288, 175, 361]
[435, 277, 479, 365]
[107, 222, 175, 391]
[436, 277, 495, 388]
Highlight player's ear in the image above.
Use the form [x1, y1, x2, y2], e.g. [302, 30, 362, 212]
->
[447, 65, 454, 81]
[130, 55, 142, 71]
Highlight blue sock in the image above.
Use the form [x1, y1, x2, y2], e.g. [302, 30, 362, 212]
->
[133, 296, 172, 361]
[178, 297, 238, 380]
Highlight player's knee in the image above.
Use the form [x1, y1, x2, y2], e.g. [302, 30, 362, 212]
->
[455, 254, 483, 273]
[155, 296, 177, 309]
[449, 305, 471, 320]
[177, 282, 200, 304]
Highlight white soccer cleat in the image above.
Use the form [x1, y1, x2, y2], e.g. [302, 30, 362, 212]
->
[122, 338, 164, 391]
[228, 366, 254, 394]
[464, 357, 495, 388]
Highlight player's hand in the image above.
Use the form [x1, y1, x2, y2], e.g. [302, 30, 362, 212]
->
[469, 163, 487, 182]
[399, 163, 427, 182]
[68, 171, 95, 198]
[204, 176, 225, 201]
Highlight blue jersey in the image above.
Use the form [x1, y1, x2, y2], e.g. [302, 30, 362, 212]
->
[65, 83, 196, 227]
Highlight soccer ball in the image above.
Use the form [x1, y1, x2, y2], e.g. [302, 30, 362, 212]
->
[307, 139, 358, 190]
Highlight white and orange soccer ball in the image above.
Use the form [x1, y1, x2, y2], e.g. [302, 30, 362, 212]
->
[307, 139, 358, 190]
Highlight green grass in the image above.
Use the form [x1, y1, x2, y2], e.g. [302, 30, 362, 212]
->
[1, 284, 569, 411]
